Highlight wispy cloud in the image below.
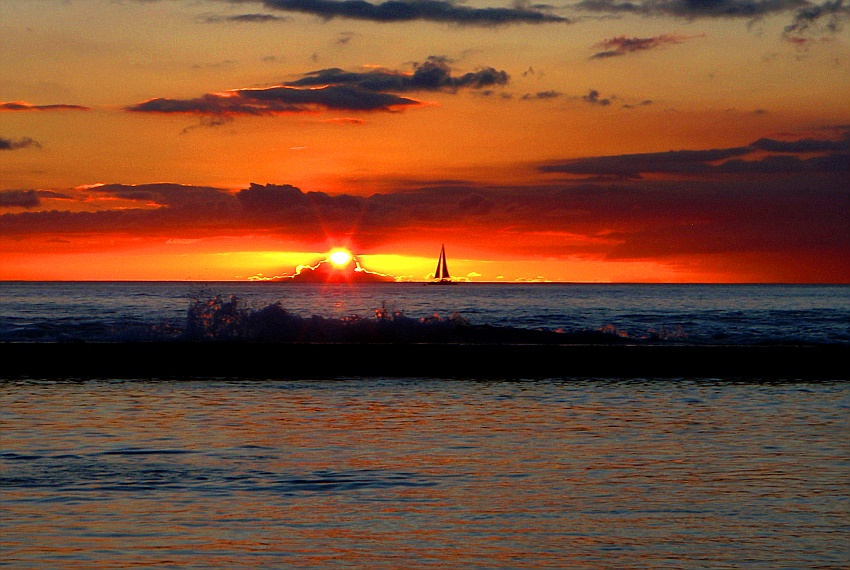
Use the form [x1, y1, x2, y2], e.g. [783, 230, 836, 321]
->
[539, 132, 850, 177]
[0, 137, 42, 151]
[200, 13, 289, 23]
[590, 34, 701, 58]
[784, 0, 849, 38]
[573, 0, 849, 38]
[1, 101, 90, 112]
[520, 90, 564, 100]
[224, 0, 570, 25]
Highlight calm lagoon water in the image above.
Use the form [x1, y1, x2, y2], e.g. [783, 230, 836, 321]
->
[2, 378, 848, 568]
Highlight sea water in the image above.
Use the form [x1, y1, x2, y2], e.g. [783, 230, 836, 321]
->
[1, 282, 848, 344]
[2, 378, 848, 568]
[1, 283, 849, 567]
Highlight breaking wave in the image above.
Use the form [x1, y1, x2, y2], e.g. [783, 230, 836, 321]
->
[182, 294, 655, 344]
[2, 283, 846, 345]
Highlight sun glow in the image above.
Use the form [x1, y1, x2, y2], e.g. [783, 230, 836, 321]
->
[329, 249, 353, 267]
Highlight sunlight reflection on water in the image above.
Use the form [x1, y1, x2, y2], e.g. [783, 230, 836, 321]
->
[1, 378, 848, 568]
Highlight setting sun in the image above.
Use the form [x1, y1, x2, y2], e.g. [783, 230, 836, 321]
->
[329, 249, 353, 267]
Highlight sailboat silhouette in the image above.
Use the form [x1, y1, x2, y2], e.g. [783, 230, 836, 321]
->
[431, 244, 455, 285]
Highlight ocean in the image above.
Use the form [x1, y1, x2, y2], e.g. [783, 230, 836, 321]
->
[1, 281, 848, 345]
[1, 282, 849, 567]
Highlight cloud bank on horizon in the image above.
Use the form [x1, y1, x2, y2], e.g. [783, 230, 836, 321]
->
[2, 131, 847, 281]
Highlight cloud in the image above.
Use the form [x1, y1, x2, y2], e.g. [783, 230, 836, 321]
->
[337, 31, 357, 43]
[0, 101, 90, 112]
[521, 90, 564, 100]
[574, 0, 804, 19]
[539, 133, 849, 177]
[716, 151, 849, 172]
[323, 117, 367, 124]
[287, 56, 509, 92]
[622, 99, 653, 109]
[127, 84, 420, 117]
[590, 34, 699, 58]
[201, 13, 289, 22]
[279, 257, 396, 282]
[542, 147, 753, 177]
[89, 183, 236, 210]
[784, 0, 849, 38]
[573, 0, 849, 38]
[2, 166, 848, 281]
[0, 190, 40, 208]
[127, 58, 508, 120]
[225, 0, 570, 25]
[750, 133, 849, 152]
[0, 137, 41, 150]
[582, 89, 611, 105]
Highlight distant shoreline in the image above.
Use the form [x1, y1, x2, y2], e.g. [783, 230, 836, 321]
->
[2, 342, 846, 381]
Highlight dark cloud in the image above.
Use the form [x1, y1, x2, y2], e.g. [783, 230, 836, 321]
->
[201, 13, 289, 22]
[337, 31, 356, 43]
[574, 0, 806, 19]
[541, 147, 753, 177]
[751, 134, 849, 152]
[521, 90, 563, 100]
[90, 183, 235, 210]
[716, 151, 849, 172]
[287, 56, 509, 92]
[127, 58, 508, 119]
[2, 170, 848, 281]
[226, 0, 570, 24]
[37, 190, 74, 200]
[0, 101, 90, 112]
[245, 84, 419, 110]
[0, 137, 41, 150]
[784, 0, 849, 38]
[127, 84, 419, 116]
[539, 134, 849, 177]
[237, 183, 368, 231]
[622, 99, 653, 108]
[0, 190, 40, 208]
[590, 34, 698, 58]
[573, 0, 849, 38]
[582, 89, 611, 105]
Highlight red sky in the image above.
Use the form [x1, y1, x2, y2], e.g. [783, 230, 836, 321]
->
[1, 0, 848, 282]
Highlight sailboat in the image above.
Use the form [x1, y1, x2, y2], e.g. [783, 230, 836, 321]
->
[431, 244, 455, 285]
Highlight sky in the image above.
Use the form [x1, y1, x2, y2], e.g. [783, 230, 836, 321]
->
[1, 0, 848, 282]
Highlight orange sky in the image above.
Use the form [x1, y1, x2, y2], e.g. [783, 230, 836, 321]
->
[1, 0, 848, 282]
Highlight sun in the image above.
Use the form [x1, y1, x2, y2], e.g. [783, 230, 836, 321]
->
[328, 249, 353, 267]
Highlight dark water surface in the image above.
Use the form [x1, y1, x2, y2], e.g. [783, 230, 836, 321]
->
[2, 378, 848, 568]
[2, 282, 848, 345]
